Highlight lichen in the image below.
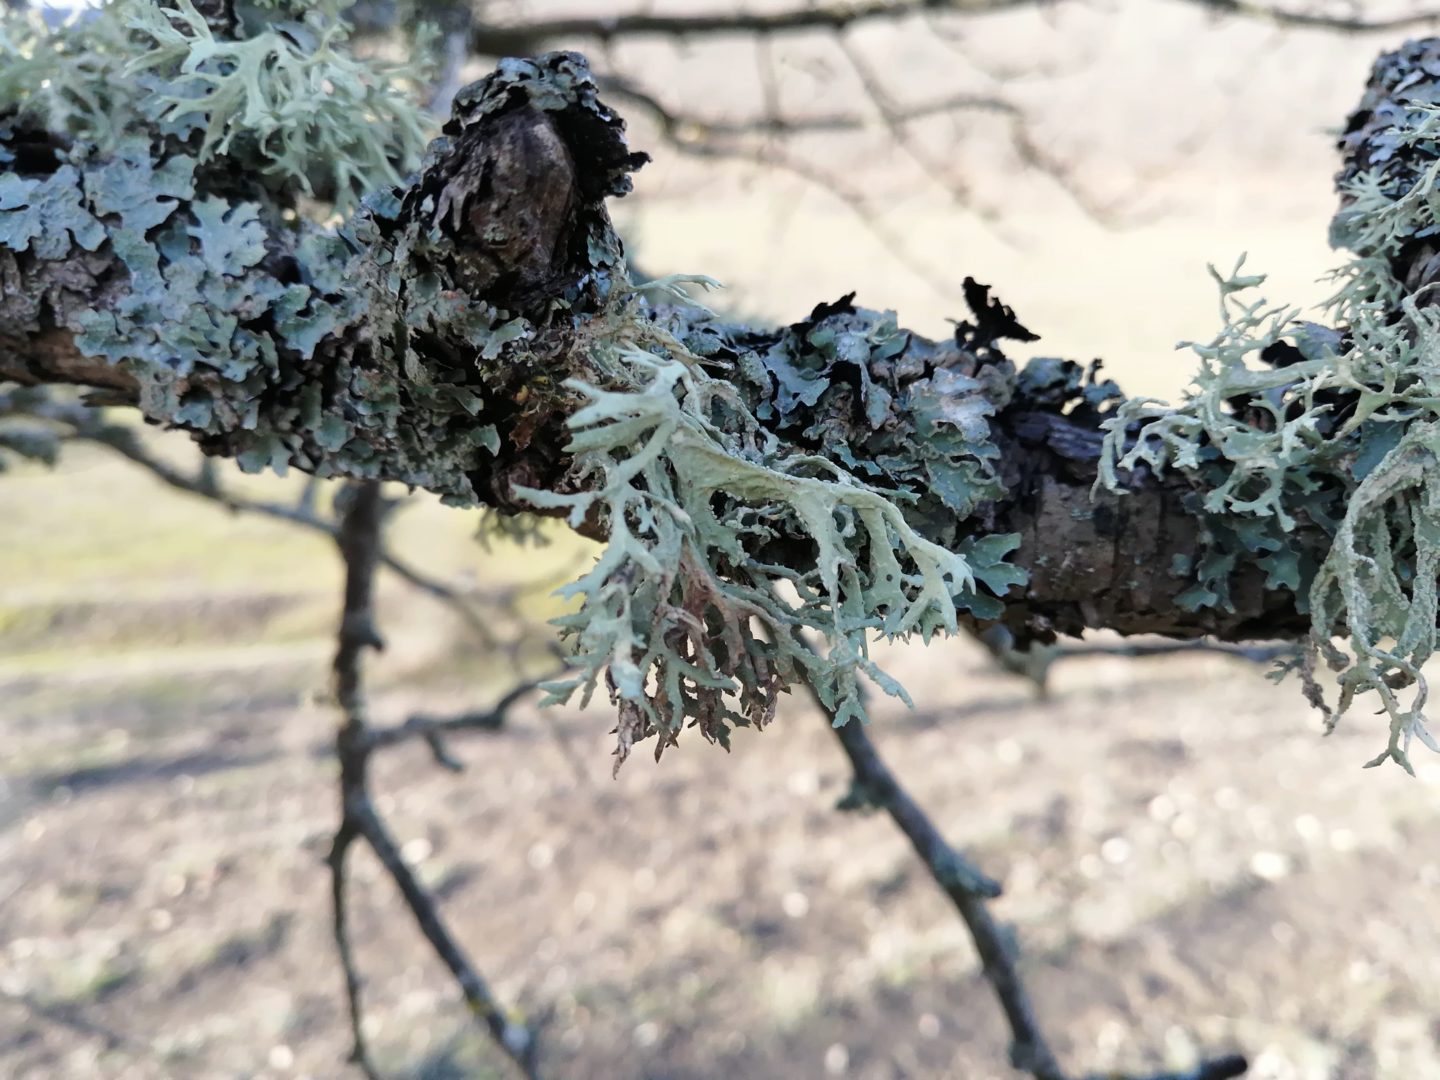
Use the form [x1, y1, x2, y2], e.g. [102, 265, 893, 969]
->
[1099, 44, 1440, 772]
[516, 278, 1021, 769]
[0, 1, 520, 499]
[0, 3, 1026, 766]
[1, 0, 431, 211]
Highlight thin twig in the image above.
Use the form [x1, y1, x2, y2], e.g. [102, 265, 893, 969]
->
[799, 635, 1247, 1080]
[367, 670, 563, 761]
[95, 426, 503, 649]
[328, 791, 380, 1080]
[662, 129, 959, 293]
[801, 674, 1065, 1077]
[600, 72, 1005, 141]
[466, 0, 1440, 59]
[975, 625, 1294, 693]
[10, 391, 585, 783]
[7, 393, 509, 650]
[1052, 639, 1292, 665]
[836, 32, 981, 212]
[348, 785, 540, 1075]
[328, 481, 390, 1080]
[1178, 0, 1440, 32]
[1085, 1060, 1248, 1080]
[326, 481, 541, 1080]
[468, 0, 1037, 56]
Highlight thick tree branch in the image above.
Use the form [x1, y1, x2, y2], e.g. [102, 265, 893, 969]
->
[0, 49, 1311, 643]
[6, 36, 1440, 758]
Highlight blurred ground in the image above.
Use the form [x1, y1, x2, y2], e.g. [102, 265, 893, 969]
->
[6, 2, 1440, 1079]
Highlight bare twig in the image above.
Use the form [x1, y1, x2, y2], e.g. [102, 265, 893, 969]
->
[975, 625, 1294, 694]
[468, 1, 1036, 56]
[799, 633, 1247, 1080]
[1051, 639, 1292, 665]
[328, 789, 380, 1080]
[601, 71, 1005, 142]
[836, 32, 983, 211]
[801, 671, 1065, 1077]
[1085, 1060, 1248, 1080]
[326, 481, 541, 1080]
[7, 389, 585, 785]
[367, 669, 564, 763]
[3, 391, 513, 650]
[1177, 0, 1440, 32]
[467, 0, 1440, 59]
[658, 127, 959, 292]
[328, 481, 390, 1080]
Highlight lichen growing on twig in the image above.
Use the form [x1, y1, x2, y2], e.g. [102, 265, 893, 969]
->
[1, 7, 1025, 765]
[1100, 41, 1440, 772]
[12, 5, 1440, 771]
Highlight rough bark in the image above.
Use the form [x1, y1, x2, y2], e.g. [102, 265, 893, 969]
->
[0, 40, 1424, 649]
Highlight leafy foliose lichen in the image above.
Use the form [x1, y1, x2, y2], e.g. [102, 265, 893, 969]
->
[518, 278, 1021, 770]
[1100, 43, 1440, 771]
[1, 3, 515, 494]
[1, 0, 431, 211]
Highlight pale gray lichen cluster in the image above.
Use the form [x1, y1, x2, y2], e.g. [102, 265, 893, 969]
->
[524, 280, 1023, 767]
[1, 0, 430, 210]
[1102, 40, 1440, 772]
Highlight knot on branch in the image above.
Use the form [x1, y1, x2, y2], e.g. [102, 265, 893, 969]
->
[402, 52, 649, 311]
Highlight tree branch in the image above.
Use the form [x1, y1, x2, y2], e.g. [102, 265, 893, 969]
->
[366, 668, 564, 768]
[7, 33, 1440, 760]
[1179, 0, 1440, 32]
[0, 45, 1345, 646]
[805, 664, 1248, 1080]
[467, 1, 1034, 57]
[326, 481, 541, 1079]
[466, 0, 1440, 58]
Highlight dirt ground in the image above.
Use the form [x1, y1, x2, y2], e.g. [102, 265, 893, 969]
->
[4, 443, 1440, 1080]
[7, 3, 1440, 1078]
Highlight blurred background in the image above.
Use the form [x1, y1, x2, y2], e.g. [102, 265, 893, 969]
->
[4, 1, 1440, 1078]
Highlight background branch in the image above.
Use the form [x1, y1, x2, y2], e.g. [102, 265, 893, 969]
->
[800, 631, 1248, 1080]
[467, 0, 1440, 58]
[327, 480, 542, 1080]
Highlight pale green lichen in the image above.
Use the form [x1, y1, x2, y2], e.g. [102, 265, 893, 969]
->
[517, 278, 1018, 768]
[126, 0, 431, 209]
[1, 0, 431, 211]
[1100, 58, 1440, 771]
[0, 2, 506, 494]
